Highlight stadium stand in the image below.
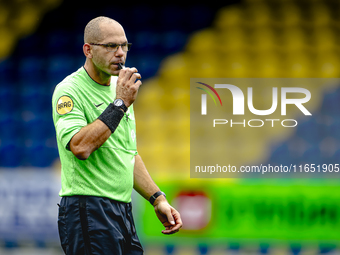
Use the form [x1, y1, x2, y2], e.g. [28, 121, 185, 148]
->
[1, 0, 340, 254]
[0, 2, 226, 168]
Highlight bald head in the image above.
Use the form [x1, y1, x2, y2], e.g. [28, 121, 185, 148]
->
[84, 16, 122, 43]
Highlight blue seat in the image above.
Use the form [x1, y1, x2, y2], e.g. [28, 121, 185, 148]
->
[24, 142, 59, 167]
[295, 118, 322, 144]
[18, 56, 45, 80]
[129, 5, 159, 29]
[301, 146, 322, 165]
[0, 85, 18, 114]
[132, 53, 161, 79]
[161, 30, 186, 55]
[320, 88, 340, 117]
[46, 55, 74, 85]
[46, 30, 73, 54]
[268, 143, 291, 165]
[330, 149, 340, 165]
[328, 119, 340, 141]
[0, 117, 20, 142]
[0, 142, 23, 167]
[15, 34, 43, 57]
[0, 59, 14, 83]
[187, 5, 214, 31]
[158, 5, 186, 30]
[19, 87, 50, 114]
[133, 31, 160, 52]
[22, 116, 54, 141]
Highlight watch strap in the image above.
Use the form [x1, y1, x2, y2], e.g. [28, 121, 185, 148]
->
[149, 191, 166, 205]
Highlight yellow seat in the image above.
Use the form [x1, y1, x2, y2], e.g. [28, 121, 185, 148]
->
[0, 27, 16, 59]
[214, 6, 245, 30]
[310, 3, 332, 27]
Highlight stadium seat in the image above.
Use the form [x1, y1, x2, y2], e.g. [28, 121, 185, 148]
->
[320, 89, 340, 117]
[24, 142, 59, 167]
[133, 31, 160, 53]
[160, 30, 187, 55]
[0, 85, 18, 115]
[302, 146, 322, 166]
[268, 144, 291, 165]
[330, 149, 340, 165]
[0, 117, 21, 142]
[132, 53, 161, 79]
[328, 119, 340, 141]
[310, 3, 332, 28]
[131, 5, 157, 28]
[0, 27, 17, 59]
[18, 56, 45, 82]
[295, 119, 322, 144]
[278, 4, 302, 28]
[243, 3, 272, 28]
[158, 5, 186, 30]
[46, 55, 75, 85]
[0, 59, 14, 83]
[19, 85, 50, 115]
[15, 34, 43, 58]
[0, 142, 23, 167]
[214, 6, 245, 30]
[46, 30, 73, 54]
[187, 5, 215, 31]
[22, 115, 55, 141]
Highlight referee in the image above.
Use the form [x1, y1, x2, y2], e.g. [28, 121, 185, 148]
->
[52, 16, 182, 255]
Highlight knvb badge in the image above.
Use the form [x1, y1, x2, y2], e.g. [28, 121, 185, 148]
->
[195, 81, 312, 128]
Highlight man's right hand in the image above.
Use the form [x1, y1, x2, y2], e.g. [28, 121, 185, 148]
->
[116, 67, 142, 108]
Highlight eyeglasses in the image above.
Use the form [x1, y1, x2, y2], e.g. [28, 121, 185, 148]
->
[89, 42, 132, 52]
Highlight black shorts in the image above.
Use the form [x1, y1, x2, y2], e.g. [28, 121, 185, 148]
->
[58, 196, 144, 255]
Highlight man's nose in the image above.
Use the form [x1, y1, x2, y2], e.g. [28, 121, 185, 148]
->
[115, 46, 125, 57]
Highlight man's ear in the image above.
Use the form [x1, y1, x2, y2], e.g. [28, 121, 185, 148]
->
[83, 43, 93, 58]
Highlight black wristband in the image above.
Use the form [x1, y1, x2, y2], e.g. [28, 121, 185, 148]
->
[149, 191, 166, 205]
[97, 103, 124, 133]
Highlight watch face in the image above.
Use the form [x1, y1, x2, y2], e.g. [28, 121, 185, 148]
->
[114, 99, 123, 107]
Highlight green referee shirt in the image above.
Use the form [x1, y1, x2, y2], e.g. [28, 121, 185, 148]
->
[52, 67, 137, 203]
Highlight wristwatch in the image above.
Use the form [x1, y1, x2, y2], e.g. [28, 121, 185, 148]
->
[149, 191, 166, 205]
[113, 98, 127, 112]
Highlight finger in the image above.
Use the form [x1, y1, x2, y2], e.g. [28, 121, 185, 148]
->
[171, 222, 182, 232]
[130, 80, 142, 92]
[165, 210, 175, 225]
[128, 73, 142, 84]
[117, 69, 130, 85]
[128, 67, 138, 73]
[172, 210, 183, 228]
[118, 68, 137, 80]
[161, 224, 181, 235]
[135, 80, 142, 88]
[162, 209, 182, 234]
[168, 220, 182, 232]
[124, 68, 139, 80]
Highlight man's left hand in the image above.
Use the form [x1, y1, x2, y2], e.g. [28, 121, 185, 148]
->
[154, 201, 182, 235]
